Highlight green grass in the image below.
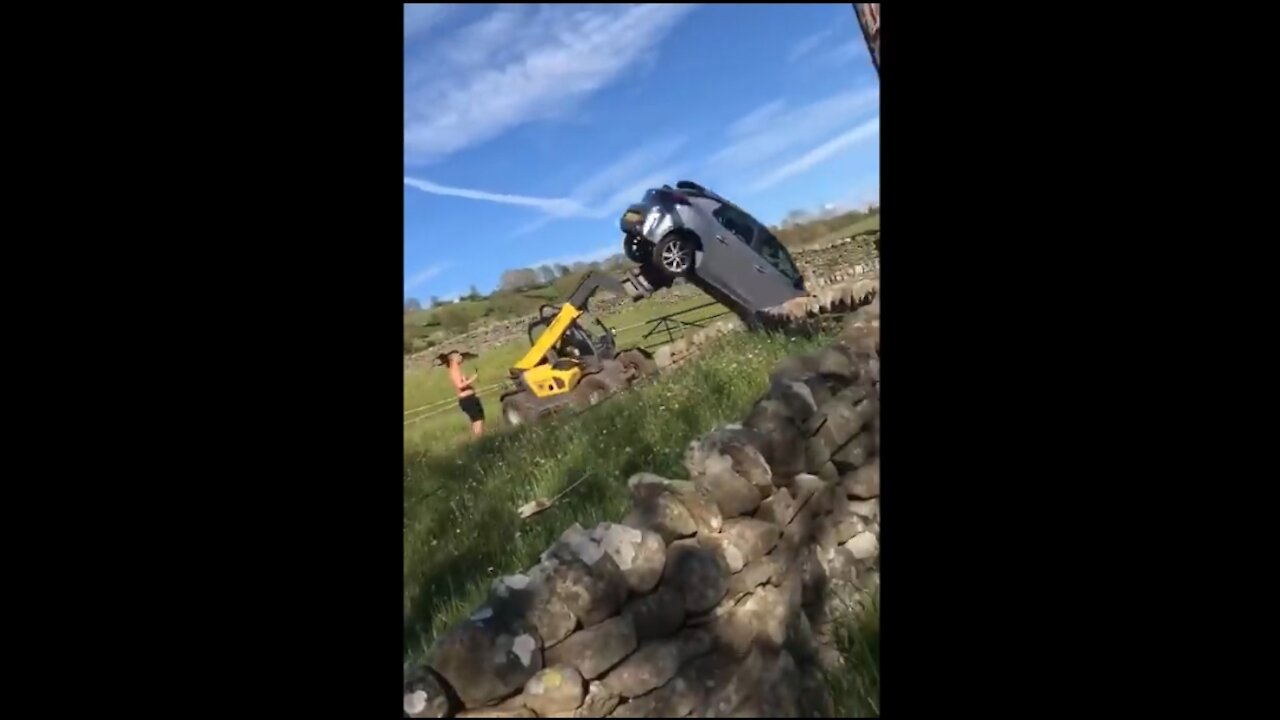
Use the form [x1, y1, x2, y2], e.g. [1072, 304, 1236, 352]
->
[827, 595, 881, 717]
[402, 330, 834, 661]
[402, 290, 734, 451]
[804, 214, 880, 249]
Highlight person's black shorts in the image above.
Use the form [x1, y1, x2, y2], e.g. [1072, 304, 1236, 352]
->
[458, 394, 484, 423]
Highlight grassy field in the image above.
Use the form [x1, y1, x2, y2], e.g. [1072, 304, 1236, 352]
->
[403, 330, 834, 657]
[802, 214, 880, 249]
[403, 290, 728, 454]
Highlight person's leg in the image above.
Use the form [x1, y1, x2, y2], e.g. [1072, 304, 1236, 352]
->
[460, 395, 485, 437]
[471, 419, 484, 436]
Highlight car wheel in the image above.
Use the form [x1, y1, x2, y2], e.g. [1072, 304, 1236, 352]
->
[623, 234, 648, 263]
[652, 233, 695, 278]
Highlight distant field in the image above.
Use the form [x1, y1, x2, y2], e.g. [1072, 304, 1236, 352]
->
[800, 214, 880, 249]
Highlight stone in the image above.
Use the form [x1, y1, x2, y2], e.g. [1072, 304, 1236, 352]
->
[806, 435, 834, 474]
[815, 345, 858, 382]
[628, 474, 722, 536]
[743, 400, 807, 476]
[727, 553, 782, 598]
[764, 544, 797, 585]
[840, 461, 880, 499]
[832, 514, 867, 545]
[624, 486, 697, 545]
[653, 345, 673, 369]
[545, 615, 638, 680]
[457, 706, 534, 718]
[699, 533, 746, 573]
[683, 426, 771, 482]
[754, 487, 796, 526]
[720, 518, 781, 565]
[824, 546, 860, 583]
[622, 584, 685, 642]
[817, 459, 841, 482]
[809, 398, 877, 451]
[663, 542, 729, 614]
[754, 650, 801, 718]
[789, 473, 826, 513]
[427, 616, 543, 708]
[847, 498, 880, 522]
[694, 467, 762, 518]
[542, 553, 630, 629]
[797, 665, 836, 718]
[577, 681, 620, 718]
[833, 383, 870, 407]
[601, 637, 683, 698]
[830, 431, 876, 471]
[769, 377, 819, 422]
[523, 666, 586, 717]
[798, 546, 828, 607]
[403, 666, 453, 718]
[673, 650, 740, 716]
[490, 574, 578, 649]
[702, 646, 770, 716]
[592, 523, 666, 595]
[784, 610, 818, 665]
[607, 695, 655, 718]
[845, 532, 879, 560]
[803, 374, 836, 410]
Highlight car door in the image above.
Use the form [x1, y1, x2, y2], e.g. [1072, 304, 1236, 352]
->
[703, 202, 772, 309]
[712, 204, 803, 310]
[748, 226, 808, 305]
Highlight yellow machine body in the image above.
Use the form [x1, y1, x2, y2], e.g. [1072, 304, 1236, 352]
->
[512, 302, 586, 399]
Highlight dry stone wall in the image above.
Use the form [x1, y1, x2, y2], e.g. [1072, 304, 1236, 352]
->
[404, 300, 881, 718]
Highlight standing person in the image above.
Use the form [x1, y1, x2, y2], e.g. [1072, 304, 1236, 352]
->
[444, 351, 484, 437]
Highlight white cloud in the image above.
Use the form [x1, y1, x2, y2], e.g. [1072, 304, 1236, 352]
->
[728, 99, 787, 138]
[403, 4, 457, 41]
[748, 117, 880, 192]
[706, 85, 878, 194]
[789, 29, 835, 62]
[404, 176, 586, 217]
[404, 262, 453, 294]
[404, 4, 697, 164]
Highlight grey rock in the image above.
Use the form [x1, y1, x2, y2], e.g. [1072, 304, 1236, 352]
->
[545, 615, 637, 681]
[702, 646, 770, 717]
[522, 665, 586, 717]
[591, 523, 666, 595]
[427, 616, 543, 708]
[673, 649, 740, 717]
[403, 665, 453, 718]
[784, 610, 818, 665]
[694, 466, 762, 518]
[622, 584, 685, 642]
[832, 514, 867, 545]
[743, 399, 807, 476]
[817, 459, 841, 482]
[544, 553, 630, 628]
[815, 345, 858, 382]
[840, 461, 880, 499]
[847, 498, 880, 522]
[727, 553, 782, 598]
[797, 664, 836, 718]
[628, 474, 722, 536]
[663, 542, 729, 614]
[789, 473, 826, 514]
[764, 544, 797, 586]
[457, 706, 535, 718]
[803, 374, 836, 410]
[607, 694, 655, 718]
[805, 435, 834, 474]
[845, 532, 879, 560]
[490, 574, 578, 649]
[825, 546, 860, 583]
[720, 518, 781, 565]
[754, 486, 796, 526]
[813, 398, 878, 451]
[577, 681, 620, 718]
[830, 431, 876, 471]
[624, 486, 697, 545]
[601, 637, 683, 698]
[769, 377, 819, 423]
[683, 426, 773, 491]
[833, 383, 870, 407]
[699, 533, 747, 573]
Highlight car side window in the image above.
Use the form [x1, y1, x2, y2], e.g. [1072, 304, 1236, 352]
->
[712, 204, 755, 246]
[753, 228, 801, 282]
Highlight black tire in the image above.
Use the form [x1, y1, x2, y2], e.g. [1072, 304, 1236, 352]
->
[572, 374, 612, 409]
[623, 234, 648, 263]
[617, 349, 657, 379]
[500, 392, 538, 427]
[651, 233, 696, 278]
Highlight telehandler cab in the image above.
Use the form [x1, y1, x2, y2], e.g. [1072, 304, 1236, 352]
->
[498, 267, 663, 426]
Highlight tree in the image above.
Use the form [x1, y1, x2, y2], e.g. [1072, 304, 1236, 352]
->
[465, 285, 483, 301]
[537, 265, 557, 284]
[499, 268, 541, 291]
[429, 296, 443, 308]
[404, 298, 422, 312]
[554, 263, 571, 278]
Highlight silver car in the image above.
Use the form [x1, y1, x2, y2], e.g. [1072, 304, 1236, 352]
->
[619, 181, 806, 314]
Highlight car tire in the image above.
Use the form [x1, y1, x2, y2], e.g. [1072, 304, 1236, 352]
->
[651, 233, 696, 278]
[623, 234, 648, 264]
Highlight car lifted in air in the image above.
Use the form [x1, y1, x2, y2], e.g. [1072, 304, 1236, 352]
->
[619, 180, 807, 315]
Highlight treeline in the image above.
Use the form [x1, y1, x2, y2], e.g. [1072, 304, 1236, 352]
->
[771, 204, 879, 249]
[403, 253, 632, 354]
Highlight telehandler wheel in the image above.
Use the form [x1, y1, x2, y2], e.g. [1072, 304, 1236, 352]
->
[501, 392, 539, 427]
[617, 349, 657, 379]
[573, 374, 612, 409]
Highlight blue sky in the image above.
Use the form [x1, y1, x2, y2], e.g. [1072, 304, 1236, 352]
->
[404, 3, 880, 301]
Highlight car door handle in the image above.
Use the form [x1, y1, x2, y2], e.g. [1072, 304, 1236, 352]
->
[715, 235, 728, 244]
[753, 264, 766, 273]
